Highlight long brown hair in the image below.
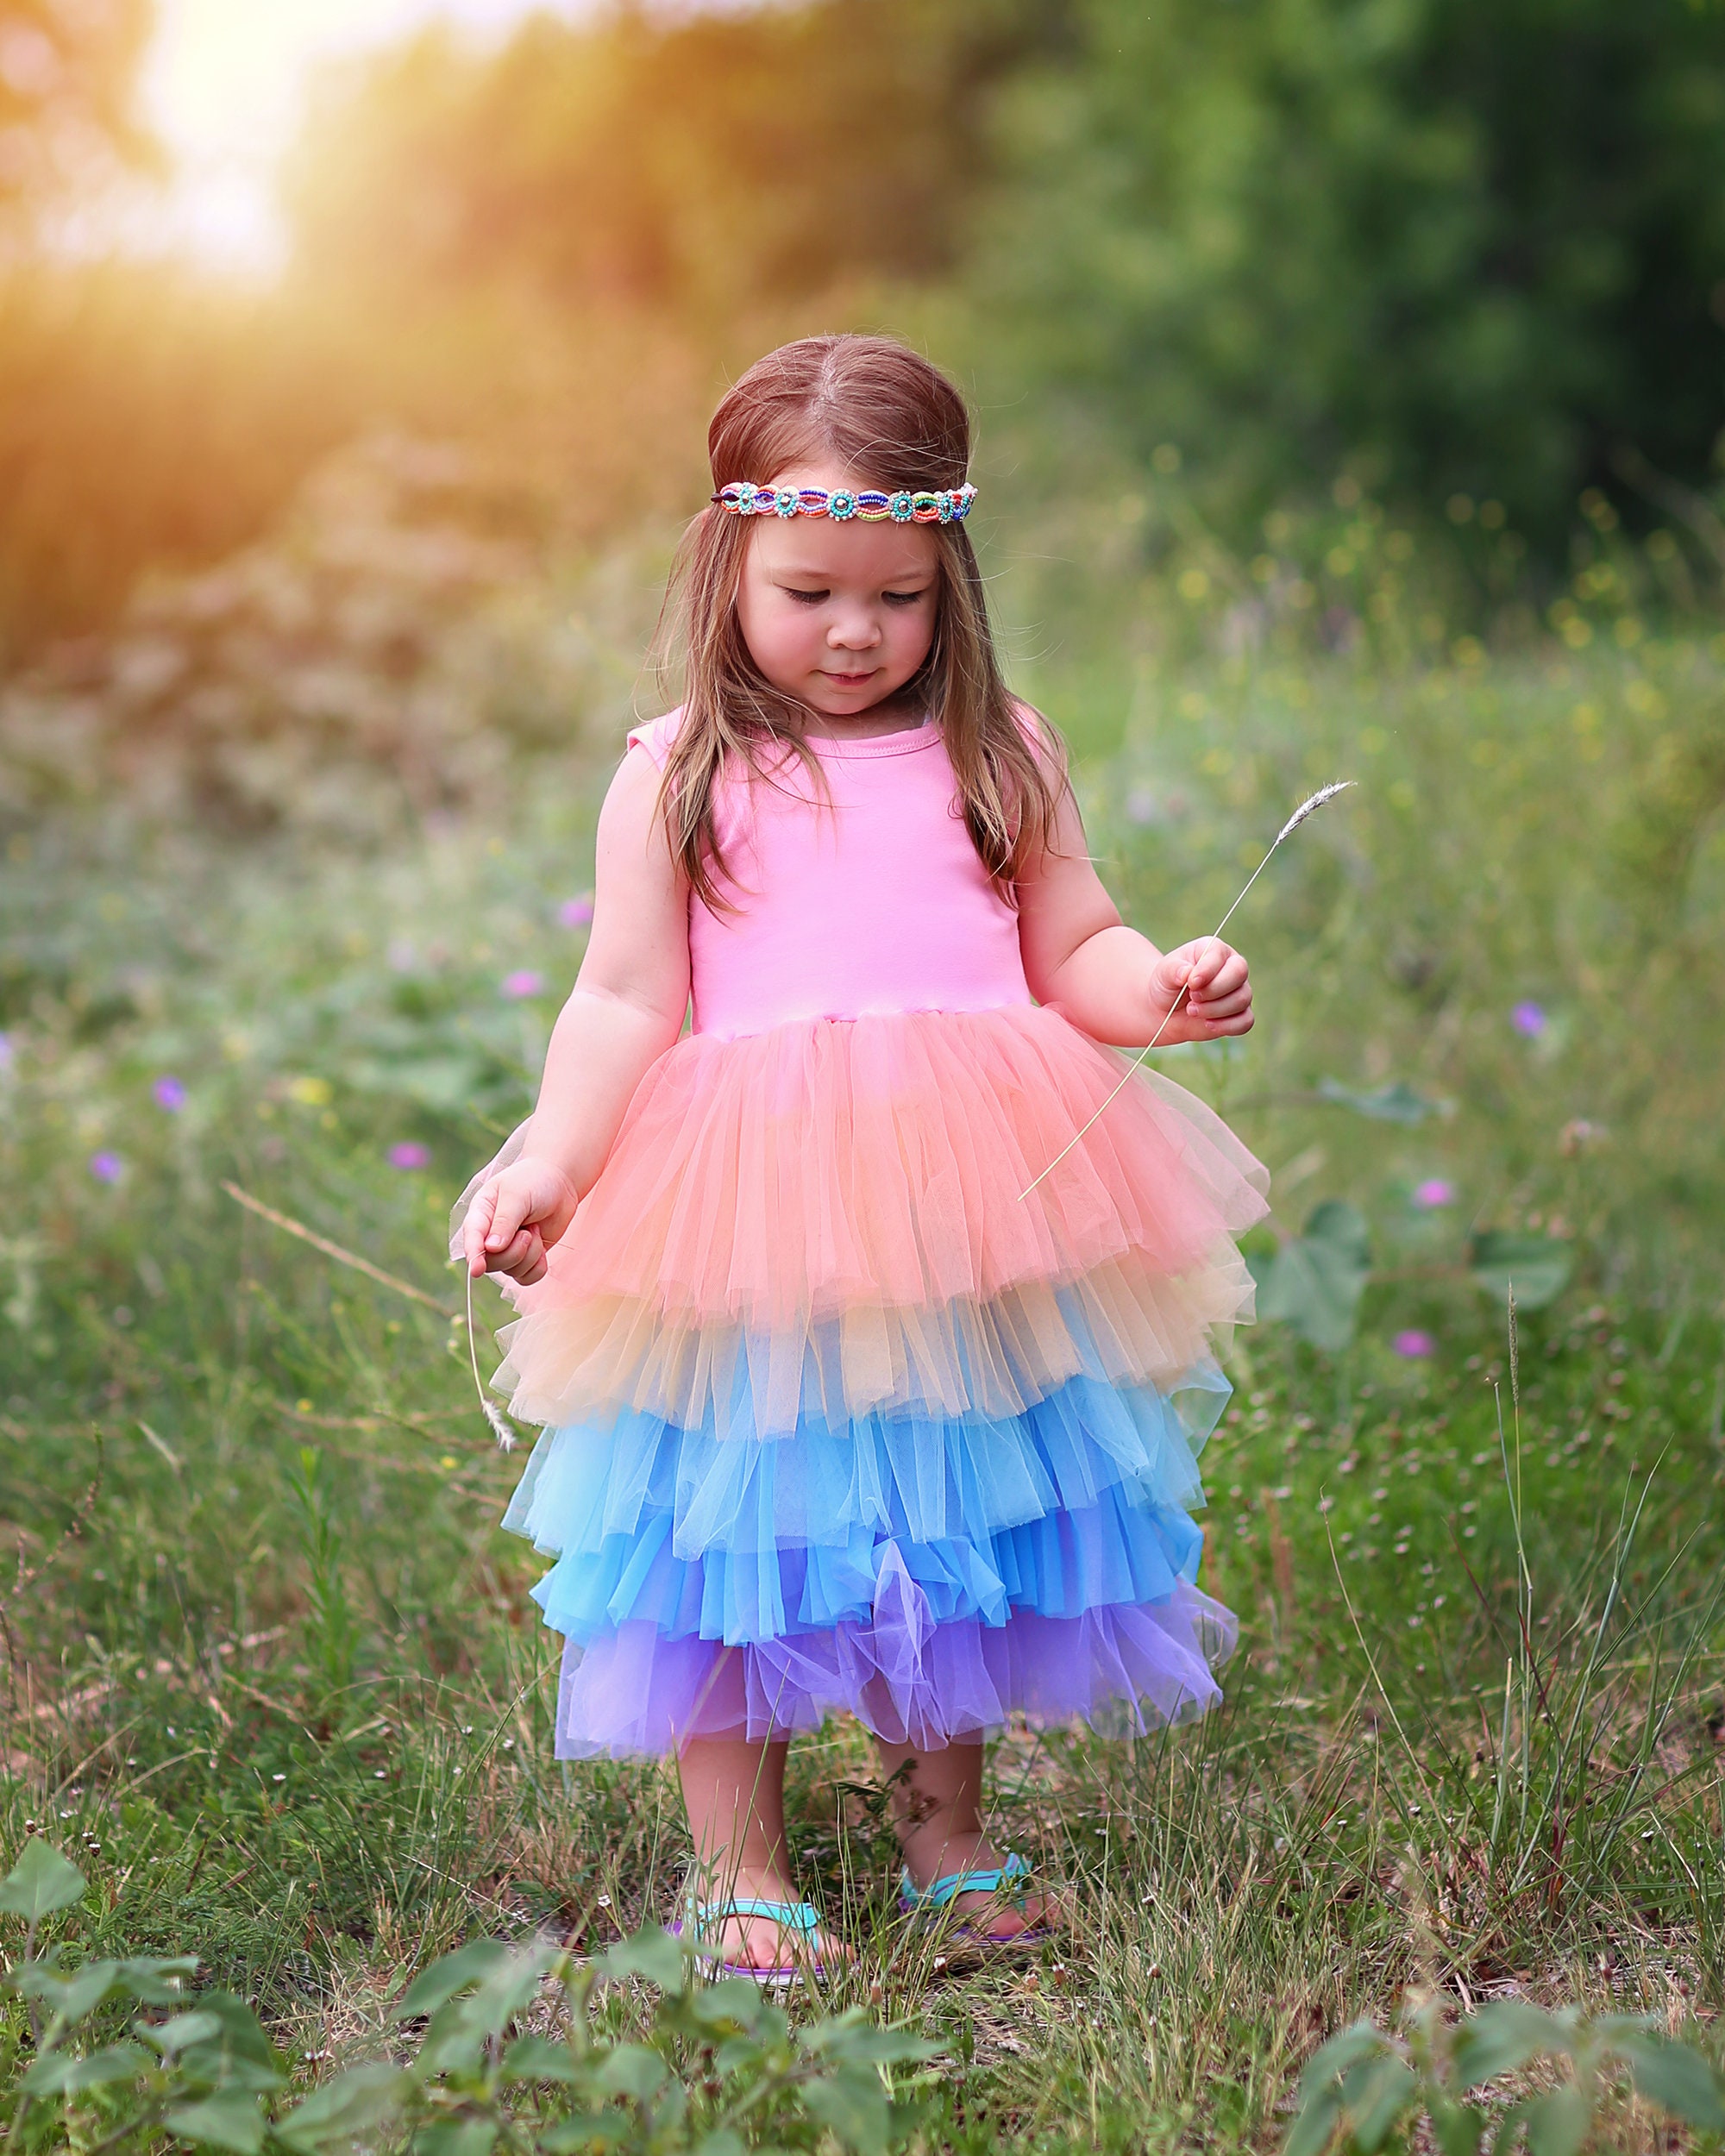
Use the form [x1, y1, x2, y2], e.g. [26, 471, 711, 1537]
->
[649, 334, 1065, 911]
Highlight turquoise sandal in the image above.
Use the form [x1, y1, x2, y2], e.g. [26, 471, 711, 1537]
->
[897, 1851, 1053, 1947]
[669, 1894, 832, 1984]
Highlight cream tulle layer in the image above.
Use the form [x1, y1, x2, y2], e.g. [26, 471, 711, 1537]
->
[473, 1005, 1269, 1430]
[493, 1257, 1248, 1442]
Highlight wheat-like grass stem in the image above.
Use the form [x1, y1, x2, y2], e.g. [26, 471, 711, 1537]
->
[1018, 781, 1353, 1200]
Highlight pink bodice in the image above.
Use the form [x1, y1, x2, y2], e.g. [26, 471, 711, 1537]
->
[624, 710, 1032, 1041]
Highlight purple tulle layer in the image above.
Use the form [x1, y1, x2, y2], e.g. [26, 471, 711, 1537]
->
[547, 1581, 1238, 1758]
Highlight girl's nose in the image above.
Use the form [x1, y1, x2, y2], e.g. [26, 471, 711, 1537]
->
[827, 611, 881, 652]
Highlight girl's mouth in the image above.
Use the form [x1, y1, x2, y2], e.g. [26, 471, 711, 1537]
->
[821, 670, 878, 687]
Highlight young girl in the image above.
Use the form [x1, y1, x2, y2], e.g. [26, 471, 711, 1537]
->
[455, 335, 1268, 1977]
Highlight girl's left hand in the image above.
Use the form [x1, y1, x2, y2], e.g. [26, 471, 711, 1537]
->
[1149, 938, 1253, 1042]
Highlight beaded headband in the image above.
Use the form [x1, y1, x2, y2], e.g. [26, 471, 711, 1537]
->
[712, 481, 976, 525]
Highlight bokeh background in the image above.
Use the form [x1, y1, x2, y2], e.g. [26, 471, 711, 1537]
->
[5, 3, 1725, 2145]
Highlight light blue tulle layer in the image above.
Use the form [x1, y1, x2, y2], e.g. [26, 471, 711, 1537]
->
[504, 1363, 1225, 1563]
[504, 1364, 1224, 1649]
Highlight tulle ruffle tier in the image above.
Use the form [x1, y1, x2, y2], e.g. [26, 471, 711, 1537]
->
[465, 1005, 1269, 1758]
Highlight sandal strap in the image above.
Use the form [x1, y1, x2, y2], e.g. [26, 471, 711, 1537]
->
[686, 1895, 825, 1939]
[900, 1849, 1032, 1911]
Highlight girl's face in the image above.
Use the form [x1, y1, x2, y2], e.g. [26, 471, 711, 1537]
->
[733, 466, 942, 721]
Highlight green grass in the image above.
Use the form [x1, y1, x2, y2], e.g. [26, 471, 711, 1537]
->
[3, 502, 1725, 2151]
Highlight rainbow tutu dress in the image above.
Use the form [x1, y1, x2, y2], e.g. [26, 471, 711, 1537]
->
[469, 711, 1269, 1758]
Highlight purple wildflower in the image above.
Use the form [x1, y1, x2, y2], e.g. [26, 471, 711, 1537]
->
[501, 970, 544, 1000]
[1412, 1179, 1454, 1209]
[1124, 788, 1157, 827]
[559, 894, 594, 929]
[1392, 1329, 1436, 1359]
[1511, 1001, 1547, 1037]
[0, 1031, 12, 1069]
[89, 1150, 124, 1184]
[388, 1141, 431, 1171]
[153, 1075, 186, 1112]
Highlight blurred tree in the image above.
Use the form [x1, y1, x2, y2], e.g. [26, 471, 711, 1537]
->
[975, 0, 1725, 541]
[289, 0, 1063, 320]
[0, 0, 158, 231]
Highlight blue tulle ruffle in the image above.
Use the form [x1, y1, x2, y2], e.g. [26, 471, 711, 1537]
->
[503, 1364, 1224, 1564]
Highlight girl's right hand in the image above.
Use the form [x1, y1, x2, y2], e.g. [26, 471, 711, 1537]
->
[462, 1156, 580, 1284]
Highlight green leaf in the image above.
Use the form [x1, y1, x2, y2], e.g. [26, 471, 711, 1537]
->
[593, 2043, 668, 2103]
[1317, 1078, 1439, 1124]
[1453, 2002, 1571, 2089]
[1427, 2094, 1487, 2156]
[536, 2115, 630, 2153]
[394, 1940, 516, 2021]
[165, 2092, 267, 2153]
[0, 1841, 87, 1920]
[410, 2120, 499, 2156]
[1468, 1232, 1572, 1311]
[15, 1959, 122, 2025]
[803, 2070, 892, 2156]
[275, 2063, 416, 2151]
[1343, 2054, 1417, 2153]
[1615, 2035, 1725, 2129]
[1283, 2085, 1344, 2156]
[116, 1955, 202, 2006]
[1258, 1202, 1371, 1353]
[597, 1925, 690, 1995]
[499, 2034, 587, 2085]
[20, 2040, 153, 2096]
[1295, 2021, 1389, 2103]
[1521, 2085, 1590, 2156]
[693, 2134, 746, 2156]
[143, 2009, 224, 2056]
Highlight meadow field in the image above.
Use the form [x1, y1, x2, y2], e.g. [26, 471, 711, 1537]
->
[3, 442, 1724, 2151]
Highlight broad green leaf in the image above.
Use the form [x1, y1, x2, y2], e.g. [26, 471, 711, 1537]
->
[536, 2114, 630, 2153]
[1615, 2035, 1725, 2128]
[20, 2040, 153, 2096]
[1295, 2020, 1388, 2103]
[275, 2063, 416, 2151]
[410, 2119, 499, 2156]
[394, 1939, 515, 2021]
[1427, 2094, 1486, 2156]
[1258, 1202, 1371, 1353]
[189, 1990, 279, 2068]
[142, 2009, 224, 2056]
[1344, 2054, 1417, 2153]
[693, 2133, 747, 2156]
[1317, 1078, 1439, 1124]
[593, 2043, 668, 2103]
[499, 2033, 587, 2084]
[1283, 2084, 1343, 2156]
[15, 1959, 121, 2024]
[1521, 2085, 1590, 2156]
[598, 1925, 690, 1995]
[116, 1955, 201, 2006]
[1453, 2002, 1571, 2089]
[803, 2069, 891, 2156]
[1468, 1232, 1572, 1311]
[165, 2092, 267, 2153]
[0, 1841, 87, 1919]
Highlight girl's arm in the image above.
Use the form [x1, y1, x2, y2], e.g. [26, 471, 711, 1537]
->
[1015, 765, 1253, 1050]
[463, 748, 691, 1282]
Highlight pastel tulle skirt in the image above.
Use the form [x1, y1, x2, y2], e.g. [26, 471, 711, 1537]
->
[479, 1004, 1270, 1758]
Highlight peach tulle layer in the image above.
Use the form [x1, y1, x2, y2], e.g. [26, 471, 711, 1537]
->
[479, 1006, 1269, 1432]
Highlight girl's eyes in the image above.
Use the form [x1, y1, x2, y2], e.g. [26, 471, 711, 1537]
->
[780, 587, 931, 607]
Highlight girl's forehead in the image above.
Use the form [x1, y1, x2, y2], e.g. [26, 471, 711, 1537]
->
[746, 510, 938, 583]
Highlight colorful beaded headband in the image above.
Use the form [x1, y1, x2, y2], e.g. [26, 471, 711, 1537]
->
[712, 481, 976, 525]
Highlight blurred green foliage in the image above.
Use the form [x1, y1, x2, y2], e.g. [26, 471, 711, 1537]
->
[6, 0, 1725, 660]
[980, 0, 1725, 542]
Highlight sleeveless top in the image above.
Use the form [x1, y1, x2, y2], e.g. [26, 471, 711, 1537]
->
[624, 710, 1033, 1043]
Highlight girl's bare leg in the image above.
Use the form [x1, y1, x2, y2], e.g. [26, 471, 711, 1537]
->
[875, 1737, 1058, 1939]
[677, 1735, 848, 1970]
